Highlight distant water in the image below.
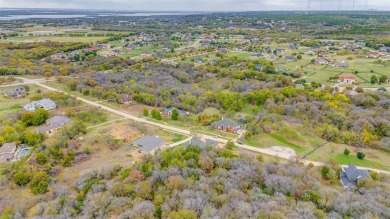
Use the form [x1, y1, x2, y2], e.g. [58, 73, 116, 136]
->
[0, 12, 198, 20]
[0, 14, 87, 20]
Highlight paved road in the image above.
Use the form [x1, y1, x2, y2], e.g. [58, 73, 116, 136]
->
[8, 77, 390, 175]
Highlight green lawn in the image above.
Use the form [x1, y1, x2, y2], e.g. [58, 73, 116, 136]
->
[308, 142, 390, 172]
[0, 85, 40, 117]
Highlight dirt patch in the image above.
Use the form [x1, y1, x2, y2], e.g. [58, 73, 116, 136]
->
[106, 124, 142, 142]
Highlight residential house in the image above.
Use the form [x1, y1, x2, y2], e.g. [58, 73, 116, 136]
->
[205, 139, 219, 147]
[235, 46, 244, 52]
[96, 44, 110, 49]
[23, 98, 56, 112]
[85, 46, 98, 52]
[160, 107, 188, 118]
[3, 87, 26, 98]
[340, 164, 371, 189]
[211, 118, 240, 134]
[51, 52, 67, 59]
[337, 76, 357, 84]
[132, 135, 166, 154]
[275, 48, 285, 55]
[314, 58, 329, 65]
[202, 41, 211, 48]
[285, 56, 297, 62]
[379, 46, 390, 53]
[304, 50, 316, 56]
[209, 60, 218, 65]
[107, 50, 120, 57]
[186, 139, 207, 148]
[275, 66, 284, 72]
[251, 37, 260, 43]
[219, 48, 229, 54]
[255, 65, 263, 71]
[162, 45, 172, 52]
[251, 53, 264, 59]
[267, 54, 278, 61]
[263, 37, 272, 43]
[295, 84, 305, 89]
[125, 44, 138, 50]
[37, 115, 71, 135]
[0, 142, 16, 162]
[263, 47, 272, 53]
[204, 73, 217, 78]
[140, 51, 153, 58]
[194, 57, 205, 64]
[289, 43, 299, 50]
[155, 51, 164, 58]
[335, 62, 349, 68]
[367, 52, 381, 59]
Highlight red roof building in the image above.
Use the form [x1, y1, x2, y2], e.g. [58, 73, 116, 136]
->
[337, 76, 357, 84]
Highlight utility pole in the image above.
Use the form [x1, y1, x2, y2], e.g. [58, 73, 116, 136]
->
[352, 0, 355, 11]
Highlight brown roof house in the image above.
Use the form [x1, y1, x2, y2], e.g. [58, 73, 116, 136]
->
[211, 118, 241, 134]
[37, 115, 71, 136]
[0, 142, 16, 162]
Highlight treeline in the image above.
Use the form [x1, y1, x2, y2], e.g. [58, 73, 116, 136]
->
[2, 144, 389, 218]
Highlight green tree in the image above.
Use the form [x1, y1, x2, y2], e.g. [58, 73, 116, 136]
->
[13, 171, 31, 186]
[379, 75, 388, 83]
[225, 140, 236, 149]
[343, 148, 350, 156]
[36, 153, 48, 165]
[171, 109, 179, 120]
[297, 54, 302, 60]
[357, 151, 365, 160]
[63, 155, 73, 167]
[143, 108, 149, 117]
[321, 166, 330, 180]
[370, 75, 377, 84]
[30, 172, 49, 194]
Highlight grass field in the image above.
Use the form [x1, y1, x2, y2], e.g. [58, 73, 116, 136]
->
[0, 85, 40, 117]
[308, 143, 390, 171]
[5, 36, 107, 43]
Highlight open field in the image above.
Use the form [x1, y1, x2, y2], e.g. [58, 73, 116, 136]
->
[308, 142, 390, 172]
[0, 85, 40, 117]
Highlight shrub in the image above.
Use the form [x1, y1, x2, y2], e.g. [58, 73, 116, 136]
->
[36, 153, 48, 165]
[30, 172, 49, 194]
[357, 151, 365, 160]
[171, 109, 179, 120]
[225, 140, 235, 149]
[143, 108, 149, 117]
[343, 148, 350, 156]
[13, 172, 31, 186]
[321, 166, 330, 180]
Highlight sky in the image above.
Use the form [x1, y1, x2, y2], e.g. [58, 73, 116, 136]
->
[0, 0, 389, 11]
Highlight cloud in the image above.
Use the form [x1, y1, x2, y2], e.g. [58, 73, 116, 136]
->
[0, 0, 389, 11]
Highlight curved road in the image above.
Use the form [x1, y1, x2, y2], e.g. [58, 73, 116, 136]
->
[6, 77, 390, 175]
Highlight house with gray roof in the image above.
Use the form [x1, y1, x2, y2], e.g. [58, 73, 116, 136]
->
[3, 87, 26, 98]
[285, 56, 297, 62]
[132, 135, 166, 154]
[23, 98, 56, 112]
[340, 164, 371, 189]
[186, 139, 207, 148]
[0, 142, 16, 163]
[37, 115, 71, 135]
[160, 107, 188, 118]
[211, 118, 240, 133]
